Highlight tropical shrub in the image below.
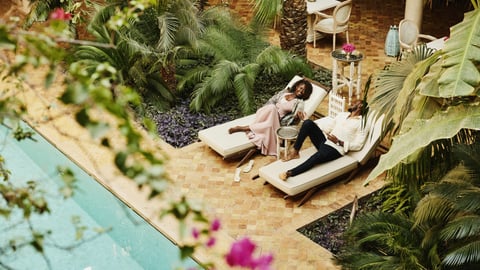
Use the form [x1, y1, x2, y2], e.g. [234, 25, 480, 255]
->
[176, 6, 312, 115]
[335, 2, 480, 269]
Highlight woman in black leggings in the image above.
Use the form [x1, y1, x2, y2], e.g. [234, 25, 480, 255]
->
[279, 100, 366, 180]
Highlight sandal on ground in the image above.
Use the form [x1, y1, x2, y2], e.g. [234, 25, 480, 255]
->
[242, 159, 255, 173]
[234, 168, 241, 182]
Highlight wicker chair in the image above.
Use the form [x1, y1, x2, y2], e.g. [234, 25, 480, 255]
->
[312, 0, 352, 50]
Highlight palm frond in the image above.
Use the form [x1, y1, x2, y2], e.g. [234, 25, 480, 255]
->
[441, 216, 480, 241]
[175, 64, 210, 92]
[337, 211, 430, 270]
[256, 46, 311, 78]
[87, 3, 119, 42]
[190, 60, 239, 113]
[442, 240, 480, 267]
[369, 45, 436, 136]
[200, 27, 244, 60]
[414, 194, 457, 226]
[155, 13, 180, 52]
[251, 0, 283, 27]
[233, 64, 260, 114]
[24, 0, 53, 28]
[74, 45, 117, 65]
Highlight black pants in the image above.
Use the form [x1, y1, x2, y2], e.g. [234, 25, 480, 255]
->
[289, 120, 342, 176]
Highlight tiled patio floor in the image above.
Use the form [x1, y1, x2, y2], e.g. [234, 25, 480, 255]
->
[7, 0, 470, 269]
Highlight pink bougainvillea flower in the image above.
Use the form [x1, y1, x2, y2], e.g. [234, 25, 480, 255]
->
[206, 236, 216, 248]
[342, 43, 356, 53]
[226, 237, 274, 269]
[210, 218, 221, 232]
[192, 227, 200, 239]
[252, 254, 274, 270]
[226, 237, 256, 267]
[50, 8, 72, 21]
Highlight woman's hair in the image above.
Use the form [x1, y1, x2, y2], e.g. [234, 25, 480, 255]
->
[289, 79, 313, 100]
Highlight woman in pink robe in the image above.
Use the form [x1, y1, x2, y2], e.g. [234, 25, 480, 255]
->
[228, 79, 313, 156]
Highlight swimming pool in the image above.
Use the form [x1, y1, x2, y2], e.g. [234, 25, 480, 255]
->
[0, 123, 199, 270]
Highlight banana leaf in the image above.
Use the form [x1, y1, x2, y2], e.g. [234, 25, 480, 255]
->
[420, 8, 480, 97]
[365, 103, 480, 184]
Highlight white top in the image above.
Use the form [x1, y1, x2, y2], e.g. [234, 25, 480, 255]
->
[320, 112, 369, 155]
[306, 0, 340, 14]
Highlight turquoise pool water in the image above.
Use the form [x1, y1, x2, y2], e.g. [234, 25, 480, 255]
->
[0, 124, 199, 270]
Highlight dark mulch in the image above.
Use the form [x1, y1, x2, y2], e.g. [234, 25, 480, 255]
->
[297, 189, 383, 254]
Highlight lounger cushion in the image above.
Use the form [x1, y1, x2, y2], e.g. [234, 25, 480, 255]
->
[259, 113, 384, 197]
[198, 114, 255, 158]
[259, 147, 358, 196]
[198, 75, 329, 159]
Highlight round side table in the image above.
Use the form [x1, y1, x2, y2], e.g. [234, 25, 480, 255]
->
[276, 126, 299, 160]
[331, 49, 364, 105]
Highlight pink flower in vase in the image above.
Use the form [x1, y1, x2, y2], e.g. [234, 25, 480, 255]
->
[342, 43, 355, 54]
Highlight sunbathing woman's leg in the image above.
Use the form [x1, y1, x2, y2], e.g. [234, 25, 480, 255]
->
[228, 125, 250, 134]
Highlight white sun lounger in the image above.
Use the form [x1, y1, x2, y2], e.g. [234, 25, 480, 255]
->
[258, 112, 385, 206]
[198, 75, 330, 160]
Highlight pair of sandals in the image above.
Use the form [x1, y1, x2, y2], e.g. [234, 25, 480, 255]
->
[234, 159, 255, 182]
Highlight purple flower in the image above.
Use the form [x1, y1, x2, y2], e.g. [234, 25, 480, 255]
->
[226, 237, 256, 267]
[225, 237, 274, 269]
[206, 236, 216, 247]
[211, 218, 221, 232]
[192, 227, 200, 239]
[342, 43, 355, 53]
[252, 254, 274, 270]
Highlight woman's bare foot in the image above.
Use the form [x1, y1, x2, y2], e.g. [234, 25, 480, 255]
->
[228, 126, 250, 134]
[282, 150, 300, 161]
[279, 171, 291, 181]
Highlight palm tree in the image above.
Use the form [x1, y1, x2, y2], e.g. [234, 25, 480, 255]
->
[175, 6, 312, 115]
[414, 141, 480, 269]
[252, 0, 308, 57]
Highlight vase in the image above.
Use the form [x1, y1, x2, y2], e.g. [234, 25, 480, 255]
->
[346, 52, 351, 59]
[385, 25, 400, 57]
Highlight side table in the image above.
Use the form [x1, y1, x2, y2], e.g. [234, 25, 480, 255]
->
[331, 49, 364, 104]
[276, 126, 299, 160]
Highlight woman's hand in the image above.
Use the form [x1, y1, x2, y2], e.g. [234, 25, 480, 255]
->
[327, 133, 343, 146]
[296, 111, 306, 120]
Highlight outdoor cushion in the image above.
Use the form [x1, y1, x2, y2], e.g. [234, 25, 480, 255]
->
[198, 75, 329, 159]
